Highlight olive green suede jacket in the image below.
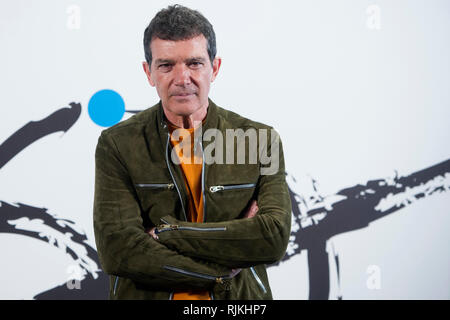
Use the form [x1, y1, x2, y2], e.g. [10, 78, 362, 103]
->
[93, 99, 291, 300]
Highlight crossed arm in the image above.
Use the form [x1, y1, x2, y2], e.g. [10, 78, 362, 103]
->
[148, 200, 259, 240]
[148, 200, 260, 276]
[94, 132, 238, 291]
[148, 171, 292, 269]
[93, 131, 291, 291]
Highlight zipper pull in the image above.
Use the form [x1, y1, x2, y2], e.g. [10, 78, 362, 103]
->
[216, 277, 232, 291]
[167, 183, 174, 190]
[210, 186, 224, 193]
[156, 224, 179, 234]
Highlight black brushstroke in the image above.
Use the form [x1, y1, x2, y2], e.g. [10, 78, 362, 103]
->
[2, 158, 447, 300]
[34, 273, 109, 300]
[271, 159, 450, 299]
[0, 201, 108, 300]
[336, 257, 342, 300]
[0, 103, 108, 299]
[307, 240, 329, 300]
[0, 102, 81, 169]
[332, 246, 342, 300]
[0, 105, 449, 300]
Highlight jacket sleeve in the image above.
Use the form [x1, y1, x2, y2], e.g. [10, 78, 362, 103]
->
[93, 132, 233, 292]
[156, 130, 292, 268]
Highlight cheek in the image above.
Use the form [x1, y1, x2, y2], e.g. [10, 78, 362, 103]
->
[155, 78, 170, 95]
[154, 85, 169, 102]
[197, 73, 213, 90]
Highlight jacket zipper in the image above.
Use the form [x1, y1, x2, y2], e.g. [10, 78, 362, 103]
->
[135, 183, 174, 190]
[163, 265, 231, 284]
[200, 138, 206, 222]
[157, 225, 226, 233]
[209, 183, 256, 193]
[165, 128, 211, 298]
[250, 267, 267, 294]
[113, 276, 119, 295]
[158, 218, 226, 233]
[165, 133, 188, 221]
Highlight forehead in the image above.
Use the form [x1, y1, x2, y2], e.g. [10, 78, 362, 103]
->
[150, 34, 209, 61]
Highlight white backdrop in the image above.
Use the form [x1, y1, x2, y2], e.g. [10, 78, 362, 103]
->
[0, 0, 449, 299]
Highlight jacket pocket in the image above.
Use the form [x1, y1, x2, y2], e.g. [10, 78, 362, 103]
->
[163, 265, 231, 284]
[157, 218, 226, 234]
[135, 183, 178, 225]
[209, 183, 256, 193]
[207, 183, 257, 221]
[250, 267, 267, 294]
[135, 183, 174, 190]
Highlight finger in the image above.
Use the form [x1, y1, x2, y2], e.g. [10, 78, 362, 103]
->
[247, 209, 257, 218]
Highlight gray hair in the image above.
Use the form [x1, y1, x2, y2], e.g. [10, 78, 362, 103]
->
[143, 4, 217, 66]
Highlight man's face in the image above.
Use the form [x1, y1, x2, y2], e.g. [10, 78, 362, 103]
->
[143, 34, 221, 118]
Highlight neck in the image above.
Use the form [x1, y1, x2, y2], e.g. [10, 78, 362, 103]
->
[163, 103, 208, 129]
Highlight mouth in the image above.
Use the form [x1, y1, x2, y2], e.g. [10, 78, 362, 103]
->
[171, 93, 197, 102]
[171, 93, 196, 97]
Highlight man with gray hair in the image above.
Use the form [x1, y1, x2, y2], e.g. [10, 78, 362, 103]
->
[93, 4, 291, 300]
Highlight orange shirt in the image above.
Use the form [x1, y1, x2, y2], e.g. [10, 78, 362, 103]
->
[168, 122, 210, 300]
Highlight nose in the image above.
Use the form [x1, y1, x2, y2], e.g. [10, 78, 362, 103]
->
[173, 64, 191, 86]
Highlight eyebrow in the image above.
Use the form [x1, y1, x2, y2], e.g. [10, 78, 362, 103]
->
[185, 57, 207, 63]
[154, 59, 175, 65]
[154, 57, 207, 65]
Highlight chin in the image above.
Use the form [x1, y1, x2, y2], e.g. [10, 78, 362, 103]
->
[167, 98, 202, 115]
[169, 102, 200, 116]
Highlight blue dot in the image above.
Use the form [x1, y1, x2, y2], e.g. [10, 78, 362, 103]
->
[88, 89, 125, 127]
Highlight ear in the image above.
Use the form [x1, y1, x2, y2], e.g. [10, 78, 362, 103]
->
[210, 56, 222, 82]
[142, 61, 156, 87]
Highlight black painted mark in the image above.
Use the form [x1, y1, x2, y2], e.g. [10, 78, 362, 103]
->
[0, 102, 81, 170]
[0, 102, 108, 299]
[0, 201, 108, 299]
[272, 159, 450, 299]
[0, 105, 449, 300]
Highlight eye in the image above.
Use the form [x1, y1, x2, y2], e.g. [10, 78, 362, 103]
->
[189, 61, 203, 69]
[158, 63, 172, 72]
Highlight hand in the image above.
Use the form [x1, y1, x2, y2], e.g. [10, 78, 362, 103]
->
[147, 227, 159, 240]
[243, 199, 259, 219]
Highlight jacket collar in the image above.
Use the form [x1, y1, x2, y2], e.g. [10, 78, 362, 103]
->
[156, 97, 219, 140]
